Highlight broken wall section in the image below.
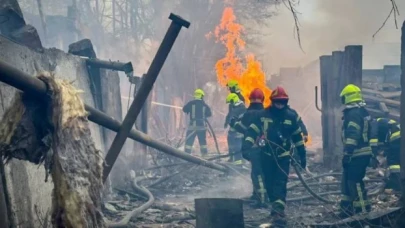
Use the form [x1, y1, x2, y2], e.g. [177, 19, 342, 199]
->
[0, 35, 121, 227]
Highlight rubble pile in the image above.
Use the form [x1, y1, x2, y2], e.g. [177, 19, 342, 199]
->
[362, 82, 401, 121]
[103, 153, 399, 227]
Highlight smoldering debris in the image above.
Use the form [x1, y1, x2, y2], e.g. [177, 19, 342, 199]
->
[0, 72, 105, 228]
[103, 149, 399, 227]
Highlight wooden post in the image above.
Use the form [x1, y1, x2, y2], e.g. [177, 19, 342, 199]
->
[322, 46, 363, 171]
[342, 45, 363, 88]
[330, 51, 344, 170]
[195, 198, 244, 228]
[400, 20, 405, 206]
[319, 55, 332, 165]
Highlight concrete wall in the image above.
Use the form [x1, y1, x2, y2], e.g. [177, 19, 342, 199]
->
[0, 35, 120, 227]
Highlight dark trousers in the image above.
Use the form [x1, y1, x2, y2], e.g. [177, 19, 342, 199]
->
[340, 156, 371, 216]
[227, 131, 243, 162]
[386, 142, 401, 191]
[249, 148, 267, 204]
[261, 154, 290, 216]
[185, 129, 207, 155]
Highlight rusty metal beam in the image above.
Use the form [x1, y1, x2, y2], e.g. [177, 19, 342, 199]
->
[0, 60, 227, 174]
[102, 13, 190, 182]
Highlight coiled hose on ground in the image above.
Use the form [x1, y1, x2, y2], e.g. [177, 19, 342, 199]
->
[107, 172, 155, 228]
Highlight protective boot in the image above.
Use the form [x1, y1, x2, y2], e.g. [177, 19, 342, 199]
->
[270, 212, 286, 228]
[338, 199, 354, 219]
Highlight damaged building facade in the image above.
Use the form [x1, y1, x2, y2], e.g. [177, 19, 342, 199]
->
[0, 2, 123, 226]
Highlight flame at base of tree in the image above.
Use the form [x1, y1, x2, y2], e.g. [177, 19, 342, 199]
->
[208, 7, 272, 107]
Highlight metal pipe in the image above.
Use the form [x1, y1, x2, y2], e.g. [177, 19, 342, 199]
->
[86, 59, 133, 75]
[0, 60, 227, 173]
[314, 86, 322, 112]
[103, 13, 190, 182]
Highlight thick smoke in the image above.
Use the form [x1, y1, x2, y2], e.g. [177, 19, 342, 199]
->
[257, 0, 404, 72]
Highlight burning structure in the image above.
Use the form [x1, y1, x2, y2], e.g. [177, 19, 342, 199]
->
[208, 6, 272, 107]
[0, 0, 404, 228]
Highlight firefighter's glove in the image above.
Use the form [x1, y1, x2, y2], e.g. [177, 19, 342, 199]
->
[223, 122, 228, 129]
[342, 154, 352, 168]
[303, 135, 309, 143]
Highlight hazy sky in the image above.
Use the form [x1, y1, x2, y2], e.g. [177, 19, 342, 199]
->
[256, 0, 404, 73]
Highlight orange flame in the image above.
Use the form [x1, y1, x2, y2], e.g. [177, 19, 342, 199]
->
[208, 7, 272, 107]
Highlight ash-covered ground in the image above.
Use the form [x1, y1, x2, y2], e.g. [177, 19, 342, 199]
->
[103, 149, 400, 228]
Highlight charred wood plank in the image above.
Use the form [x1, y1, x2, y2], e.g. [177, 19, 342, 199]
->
[342, 45, 363, 88]
[319, 55, 332, 164]
[308, 207, 402, 227]
[327, 51, 344, 170]
[366, 107, 399, 121]
[363, 94, 400, 107]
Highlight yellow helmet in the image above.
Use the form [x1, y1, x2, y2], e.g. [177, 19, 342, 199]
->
[340, 84, 362, 104]
[226, 93, 240, 104]
[194, 89, 205, 99]
[226, 79, 238, 89]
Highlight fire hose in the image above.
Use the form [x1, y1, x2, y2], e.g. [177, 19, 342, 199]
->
[107, 171, 155, 227]
[205, 119, 221, 155]
[257, 137, 337, 204]
[181, 120, 220, 155]
[292, 163, 336, 204]
[289, 144, 336, 204]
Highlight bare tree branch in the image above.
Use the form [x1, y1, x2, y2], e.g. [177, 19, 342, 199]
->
[373, 0, 401, 38]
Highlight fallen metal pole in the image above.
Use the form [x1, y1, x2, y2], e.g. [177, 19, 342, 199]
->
[0, 60, 227, 173]
[103, 13, 190, 182]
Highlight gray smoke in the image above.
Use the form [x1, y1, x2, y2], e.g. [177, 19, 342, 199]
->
[255, 0, 405, 73]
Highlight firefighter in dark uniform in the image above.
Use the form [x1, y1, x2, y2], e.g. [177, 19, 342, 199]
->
[369, 118, 401, 192]
[183, 89, 212, 156]
[226, 79, 245, 102]
[292, 109, 309, 143]
[225, 93, 246, 164]
[242, 86, 306, 227]
[339, 84, 372, 218]
[230, 88, 267, 207]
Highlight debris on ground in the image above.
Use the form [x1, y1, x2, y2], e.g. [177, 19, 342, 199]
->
[102, 146, 400, 227]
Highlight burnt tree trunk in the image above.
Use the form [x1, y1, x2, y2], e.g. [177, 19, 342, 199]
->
[195, 198, 244, 228]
